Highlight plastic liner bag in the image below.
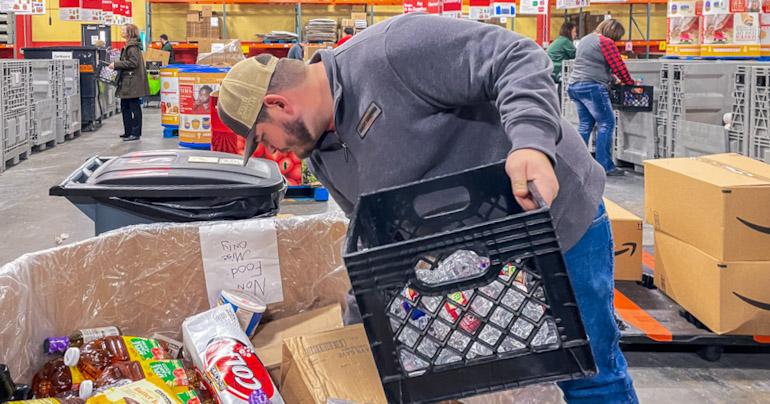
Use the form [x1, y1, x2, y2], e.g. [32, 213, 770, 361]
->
[196, 39, 246, 67]
[0, 211, 351, 382]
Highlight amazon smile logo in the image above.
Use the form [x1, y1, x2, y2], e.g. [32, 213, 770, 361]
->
[737, 217, 770, 235]
[614, 242, 637, 257]
[733, 292, 770, 311]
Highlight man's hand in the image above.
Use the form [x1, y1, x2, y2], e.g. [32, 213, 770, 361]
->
[108, 63, 115, 69]
[505, 149, 559, 211]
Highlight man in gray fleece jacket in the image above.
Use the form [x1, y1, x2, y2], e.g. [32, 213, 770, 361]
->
[217, 13, 638, 403]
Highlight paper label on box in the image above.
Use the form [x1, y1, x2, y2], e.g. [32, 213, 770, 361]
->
[199, 219, 283, 308]
[519, 0, 547, 14]
[211, 43, 226, 53]
[669, 0, 698, 17]
[52, 51, 74, 60]
[556, 0, 589, 9]
[734, 13, 760, 43]
[702, 0, 729, 14]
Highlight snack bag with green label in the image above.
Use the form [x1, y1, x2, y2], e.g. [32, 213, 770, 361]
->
[73, 336, 170, 380]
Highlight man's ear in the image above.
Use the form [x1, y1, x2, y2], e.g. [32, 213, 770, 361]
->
[263, 94, 293, 115]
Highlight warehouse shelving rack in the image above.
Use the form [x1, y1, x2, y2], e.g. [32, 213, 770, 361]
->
[146, 0, 401, 44]
[558, 0, 667, 59]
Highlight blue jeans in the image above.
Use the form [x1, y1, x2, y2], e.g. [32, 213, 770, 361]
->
[557, 202, 638, 403]
[568, 82, 616, 172]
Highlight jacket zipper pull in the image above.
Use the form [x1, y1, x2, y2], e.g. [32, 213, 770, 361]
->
[341, 142, 350, 162]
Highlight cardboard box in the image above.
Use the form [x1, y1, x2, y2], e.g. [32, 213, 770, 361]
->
[654, 231, 770, 334]
[186, 11, 200, 23]
[667, 16, 702, 57]
[604, 198, 643, 281]
[701, 13, 761, 57]
[280, 324, 387, 404]
[187, 18, 222, 42]
[303, 43, 334, 63]
[201, 5, 213, 17]
[761, 12, 770, 57]
[644, 153, 770, 261]
[351, 11, 367, 20]
[0, 213, 352, 381]
[196, 39, 229, 54]
[251, 304, 344, 372]
[144, 48, 170, 66]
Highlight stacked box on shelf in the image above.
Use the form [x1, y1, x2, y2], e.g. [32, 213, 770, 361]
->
[29, 60, 59, 149]
[0, 60, 32, 171]
[749, 66, 770, 163]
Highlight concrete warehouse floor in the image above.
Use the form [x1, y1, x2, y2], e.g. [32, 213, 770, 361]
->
[1, 108, 769, 402]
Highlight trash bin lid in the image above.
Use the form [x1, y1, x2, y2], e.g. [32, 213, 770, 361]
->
[52, 149, 286, 199]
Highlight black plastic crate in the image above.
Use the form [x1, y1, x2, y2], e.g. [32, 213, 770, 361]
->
[610, 84, 654, 112]
[343, 161, 596, 403]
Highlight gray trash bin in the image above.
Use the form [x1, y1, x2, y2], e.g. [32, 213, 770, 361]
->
[50, 149, 287, 235]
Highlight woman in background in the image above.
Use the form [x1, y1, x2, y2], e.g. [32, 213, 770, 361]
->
[567, 19, 635, 176]
[109, 24, 149, 142]
[547, 21, 577, 91]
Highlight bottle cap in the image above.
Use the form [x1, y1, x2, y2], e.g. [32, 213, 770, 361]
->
[43, 336, 70, 354]
[64, 347, 80, 367]
[79, 380, 94, 399]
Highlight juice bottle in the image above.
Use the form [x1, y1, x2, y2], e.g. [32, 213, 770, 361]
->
[44, 327, 122, 355]
[69, 336, 169, 380]
[30, 358, 86, 398]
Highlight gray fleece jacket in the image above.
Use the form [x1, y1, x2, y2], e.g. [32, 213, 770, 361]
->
[308, 13, 605, 250]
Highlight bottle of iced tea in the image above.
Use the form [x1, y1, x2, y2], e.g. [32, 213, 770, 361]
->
[30, 358, 85, 398]
[44, 327, 122, 355]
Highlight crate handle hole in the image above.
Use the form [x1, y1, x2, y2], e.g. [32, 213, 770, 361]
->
[413, 187, 471, 220]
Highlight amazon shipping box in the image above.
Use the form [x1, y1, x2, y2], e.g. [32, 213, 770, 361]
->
[604, 199, 643, 281]
[644, 153, 770, 262]
[654, 231, 770, 334]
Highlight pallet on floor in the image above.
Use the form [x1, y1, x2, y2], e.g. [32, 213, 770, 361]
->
[32, 139, 57, 153]
[3, 145, 30, 171]
[64, 130, 82, 141]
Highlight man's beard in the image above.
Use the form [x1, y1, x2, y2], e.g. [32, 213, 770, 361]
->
[283, 118, 316, 159]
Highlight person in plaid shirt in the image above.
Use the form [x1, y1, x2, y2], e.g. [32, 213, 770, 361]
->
[568, 19, 635, 176]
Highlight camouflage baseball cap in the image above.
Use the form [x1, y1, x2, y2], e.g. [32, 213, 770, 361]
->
[216, 55, 279, 165]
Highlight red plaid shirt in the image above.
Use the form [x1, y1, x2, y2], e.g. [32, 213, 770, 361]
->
[598, 35, 634, 86]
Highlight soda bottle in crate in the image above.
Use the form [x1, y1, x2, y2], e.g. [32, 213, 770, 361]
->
[343, 161, 596, 403]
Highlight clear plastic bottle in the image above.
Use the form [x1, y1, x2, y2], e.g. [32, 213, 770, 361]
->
[30, 358, 85, 398]
[44, 327, 122, 355]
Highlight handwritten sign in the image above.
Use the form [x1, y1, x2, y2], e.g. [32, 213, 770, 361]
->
[199, 219, 283, 308]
